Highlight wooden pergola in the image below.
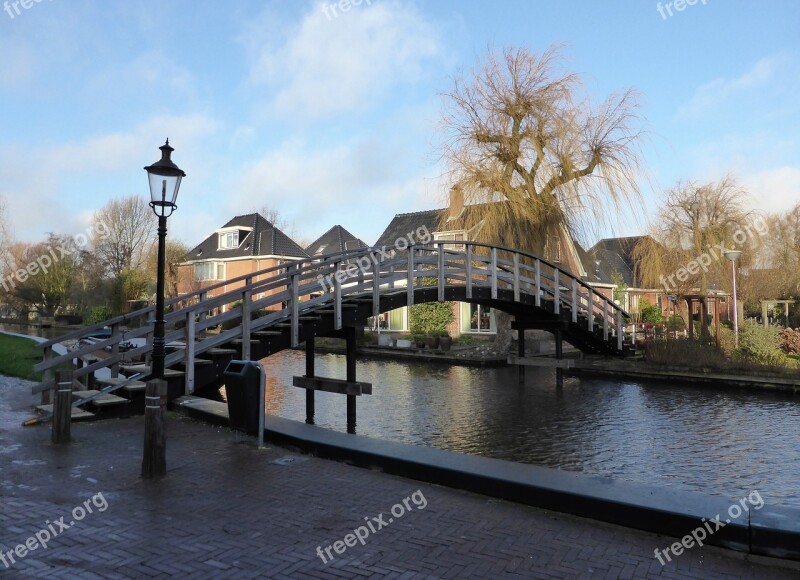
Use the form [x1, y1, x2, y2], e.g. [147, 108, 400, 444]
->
[683, 292, 729, 347]
[760, 299, 795, 327]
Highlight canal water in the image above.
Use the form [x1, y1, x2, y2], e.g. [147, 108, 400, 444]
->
[258, 349, 800, 507]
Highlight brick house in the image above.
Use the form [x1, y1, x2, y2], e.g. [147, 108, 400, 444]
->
[177, 213, 308, 305]
[373, 189, 618, 337]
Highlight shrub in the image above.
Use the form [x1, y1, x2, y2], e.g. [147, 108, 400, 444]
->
[85, 306, 113, 325]
[645, 338, 724, 368]
[409, 301, 454, 337]
[778, 327, 800, 355]
[639, 298, 662, 323]
[736, 320, 790, 366]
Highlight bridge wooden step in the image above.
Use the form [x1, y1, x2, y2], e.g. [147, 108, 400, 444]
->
[36, 404, 94, 421]
[72, 390, 130, 407]
[253, 330, 283, 337]
[95, 377, 147, 393]
[199, 348, 238, 356]
[119, 364, 185, 378]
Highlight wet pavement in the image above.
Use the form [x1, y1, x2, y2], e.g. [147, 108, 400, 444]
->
[1, 376, 799, 579]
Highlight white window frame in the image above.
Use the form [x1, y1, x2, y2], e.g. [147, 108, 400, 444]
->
[195, 261, 225, 282]
[434, 231, 465, 251]
[218, 231, 239, 249]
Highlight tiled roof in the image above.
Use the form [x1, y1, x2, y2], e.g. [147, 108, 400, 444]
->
[587, 236, 653, 288]
[185, 213, 309, 261]
[373, 209, 444, 247]
[306, 225, 368, 257]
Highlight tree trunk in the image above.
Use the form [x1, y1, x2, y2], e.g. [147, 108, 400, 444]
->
[493, 311, 513, 353]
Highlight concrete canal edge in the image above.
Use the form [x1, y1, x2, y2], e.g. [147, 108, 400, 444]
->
[174, 396, 800, 562]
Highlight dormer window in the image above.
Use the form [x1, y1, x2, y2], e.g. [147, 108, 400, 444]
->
[218, 231, 239, 249]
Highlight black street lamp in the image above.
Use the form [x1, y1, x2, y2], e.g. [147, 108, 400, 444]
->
[144, 139, 186, 379]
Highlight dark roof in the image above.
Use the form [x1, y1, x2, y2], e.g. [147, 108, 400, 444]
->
[373, 209, 444, 247]
[186, 213, 309, 261]
[306, 225, 368, 257]
[587, 236, 652, 288]
[575, 243, 616, 285]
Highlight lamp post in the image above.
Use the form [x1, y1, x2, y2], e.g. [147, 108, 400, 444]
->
[723, 249, 742, 348]
[144, 140, 186, 379]
[141, 140, 185, 480]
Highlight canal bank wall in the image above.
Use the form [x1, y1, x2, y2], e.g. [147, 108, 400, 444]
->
[313, 340, 800, 393]
[571, 358, 800, 394]
[174, 395, 800, 563]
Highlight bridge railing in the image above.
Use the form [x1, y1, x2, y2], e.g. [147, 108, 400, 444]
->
[32, 241, 628, 396]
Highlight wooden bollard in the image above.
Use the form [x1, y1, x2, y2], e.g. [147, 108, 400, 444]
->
[52, 370, 73, 444]
[141, 379, 167, 479]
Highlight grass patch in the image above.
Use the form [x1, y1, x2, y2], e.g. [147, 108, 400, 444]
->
[0, 334, 44, 380]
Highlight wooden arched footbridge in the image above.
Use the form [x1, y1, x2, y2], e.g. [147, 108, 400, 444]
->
[30, 241, 629, 425]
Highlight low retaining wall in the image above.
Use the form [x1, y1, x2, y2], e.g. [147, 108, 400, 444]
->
[173, 396, 800, 562]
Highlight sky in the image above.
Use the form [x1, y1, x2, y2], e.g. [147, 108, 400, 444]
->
[1, 0, 798, 251]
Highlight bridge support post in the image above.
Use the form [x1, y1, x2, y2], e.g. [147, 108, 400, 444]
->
[52, 370, 73, 444]
[142, 379, 167, 479]
[346, 327, 357, 434]
[517, 327, 526, 384]
[554, 327, 564, 388]
[305, 338, 315, 424]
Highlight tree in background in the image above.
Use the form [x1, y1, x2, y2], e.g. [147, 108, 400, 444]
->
[254, 205, 310, 248]
[8, 234, 83, 317]
[146, 239, 191, 300]
[633, 175, 758, 296]
[751, 202, 800, 301]
[438, 45, 644, 349]
[92, 196, 155, 278]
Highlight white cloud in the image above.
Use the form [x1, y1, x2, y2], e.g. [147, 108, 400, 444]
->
[230, 136, 444, 245]
[0, 115, 221, 242]
[677, 55, 784, 119]
[744, 166, 800, 215]
[243, 1, 441, 119]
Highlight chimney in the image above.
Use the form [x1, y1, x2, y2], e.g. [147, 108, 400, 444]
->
[449, 184, 464, 221]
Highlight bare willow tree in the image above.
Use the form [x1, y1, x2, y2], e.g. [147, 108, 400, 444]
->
[92, 196, 156, 278]
[438, 46, 644, 349]
[439, 45, 644, 254]
[0, 194, 12, 275]
[750, 202, 800, 300]
[633, 175, 758, 297]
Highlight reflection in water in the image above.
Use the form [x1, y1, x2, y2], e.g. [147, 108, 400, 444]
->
[256, 350, 800, 506]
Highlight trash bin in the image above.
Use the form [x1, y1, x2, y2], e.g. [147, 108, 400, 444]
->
[223, 360, 264, 435]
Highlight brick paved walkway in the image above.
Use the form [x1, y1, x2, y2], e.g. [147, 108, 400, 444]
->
[1, 377, 798, 579]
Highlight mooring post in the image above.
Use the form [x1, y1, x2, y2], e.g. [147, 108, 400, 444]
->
[554, 327, 564, 388]
[517, 326, 526, 385]
[52, 369, 73, 444]
[346, 327, 357, 434]
[142, 378, 167, 479]
[305, 337, 315, 424]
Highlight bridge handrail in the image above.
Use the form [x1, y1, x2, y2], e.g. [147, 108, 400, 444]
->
[34, 245, 386, 350]
[33, 241, 628, 381]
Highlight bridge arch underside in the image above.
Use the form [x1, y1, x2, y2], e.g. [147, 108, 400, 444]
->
[192, 285, 616, 397]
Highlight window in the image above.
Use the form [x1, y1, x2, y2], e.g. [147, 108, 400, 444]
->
[544, 235, 561, 263]
[434, 231, 465, 251]
[195, 262, 225, 281]
[463, 303, 495, 333]
[218, 231, 239, 249]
